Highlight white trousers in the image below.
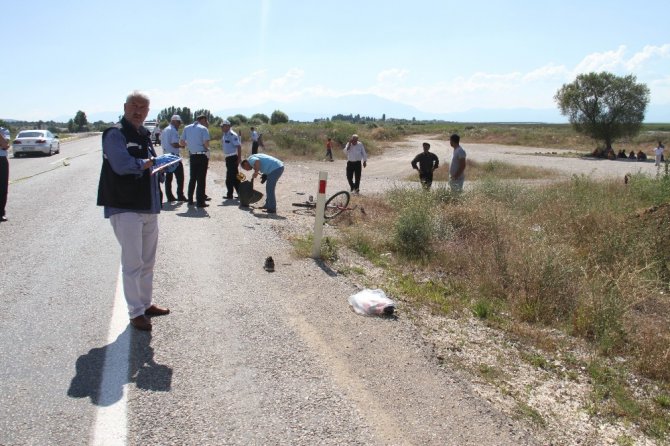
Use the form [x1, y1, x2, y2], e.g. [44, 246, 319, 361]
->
[110, 212, 159, 318]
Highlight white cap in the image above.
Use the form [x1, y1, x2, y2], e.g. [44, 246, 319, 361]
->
[170, 115, 182, 122]
[221, 119, 231, 126]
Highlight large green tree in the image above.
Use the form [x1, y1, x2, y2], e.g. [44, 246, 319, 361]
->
[554, 72, 650, 151]
[73, 110, 89, 132]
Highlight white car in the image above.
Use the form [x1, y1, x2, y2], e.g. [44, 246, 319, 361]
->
[12, 130, 60, 157]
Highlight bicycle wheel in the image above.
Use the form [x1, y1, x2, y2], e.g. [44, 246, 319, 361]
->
[324, 191, 350, 219]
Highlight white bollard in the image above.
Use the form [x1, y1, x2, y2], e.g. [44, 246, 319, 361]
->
[311, 171, 328, 258]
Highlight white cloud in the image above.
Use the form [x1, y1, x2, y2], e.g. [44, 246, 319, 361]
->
[573, 45, 627, 75]
[377, 68, 409, 84]
[523, 63, 569, 82]
[626, 44, 670, 71]
[235, 70, 268, 87]
[270, 68, 304, 90]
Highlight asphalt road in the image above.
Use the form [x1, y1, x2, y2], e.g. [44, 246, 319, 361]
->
[0, 135, 537, 445]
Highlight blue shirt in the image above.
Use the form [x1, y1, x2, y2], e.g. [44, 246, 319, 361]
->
[450, 145, 466, 180]
[0, 127, 9, 157]
[180, 123, 210, 154]
[222, 130, 241, 157]
[247, 153, 283, 174]
[102, 129, 161, 218]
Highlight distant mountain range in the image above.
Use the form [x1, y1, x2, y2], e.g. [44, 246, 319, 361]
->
[6, 94, 669, 124]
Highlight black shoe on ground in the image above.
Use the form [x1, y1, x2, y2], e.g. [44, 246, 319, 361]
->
[264, 256, 275, 272]
[197, 202, 209, 208]
[264, 209, 276, 214]
[225, 194, 233, 199]
[187, 200, 194, 206]
[177, 196, 188, 202]
[0, 216, 7, 222]
[204, 196, 212, 201]
[166, 195, 177, 202]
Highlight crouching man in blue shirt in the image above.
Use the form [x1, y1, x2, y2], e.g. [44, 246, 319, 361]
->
[240, 153, 284, 214]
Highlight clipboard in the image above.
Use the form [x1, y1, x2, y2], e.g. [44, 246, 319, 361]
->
[151, 154, 182, 175]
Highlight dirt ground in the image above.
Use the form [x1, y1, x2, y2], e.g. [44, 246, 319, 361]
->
[211, 135, 664, 445]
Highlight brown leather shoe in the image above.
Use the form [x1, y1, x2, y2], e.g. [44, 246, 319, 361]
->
[130, 315, 152, 331]
[145, 304, 170, 317]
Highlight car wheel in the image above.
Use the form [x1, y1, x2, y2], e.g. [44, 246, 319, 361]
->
[13, 153, 19, 158]
[56, 143, 60, 154]
[46, 145, 53, 156]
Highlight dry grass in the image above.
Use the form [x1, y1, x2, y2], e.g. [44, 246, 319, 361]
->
[330, 171, 670, 439]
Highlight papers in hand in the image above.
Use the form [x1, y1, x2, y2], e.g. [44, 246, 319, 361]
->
[151, 154, 182, 174]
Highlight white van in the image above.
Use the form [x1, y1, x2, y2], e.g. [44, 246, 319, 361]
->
[142, 120, 161, 144]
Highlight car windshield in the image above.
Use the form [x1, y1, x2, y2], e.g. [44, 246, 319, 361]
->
[18, 131, 44, 138]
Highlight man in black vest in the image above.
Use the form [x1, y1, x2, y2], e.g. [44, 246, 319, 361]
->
[97, 91, 170, 332]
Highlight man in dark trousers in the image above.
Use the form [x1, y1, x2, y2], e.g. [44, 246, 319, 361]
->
[0, 126, 9, 222]
[411, 142, 440, 189]
[180, 114, 211, 207]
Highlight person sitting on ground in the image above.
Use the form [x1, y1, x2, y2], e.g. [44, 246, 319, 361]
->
[617, 149, 627, 159]
[628, 150, 636, 159]
[637, 150, 647, 161]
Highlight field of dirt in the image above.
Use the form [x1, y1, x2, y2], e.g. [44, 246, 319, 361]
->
[211, 134, 665, 445]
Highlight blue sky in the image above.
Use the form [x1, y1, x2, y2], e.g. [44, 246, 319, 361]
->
[3, 0, 669, 122]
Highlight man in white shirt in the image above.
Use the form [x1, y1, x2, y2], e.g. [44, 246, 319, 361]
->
[449, 133, 467, 193]
[654, 141, 665, 167]
[161, 115, 186, 202]
[221, 119, 242, 200]
[343, 134, 367, 194]
[250, 126, 260, 154]
[180, 115, 211, 207]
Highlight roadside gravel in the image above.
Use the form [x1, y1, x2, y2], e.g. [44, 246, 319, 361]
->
[206, 135, 665, 446]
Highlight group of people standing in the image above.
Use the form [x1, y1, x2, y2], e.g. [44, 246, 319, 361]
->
[158, 111, 281, 212]
[97, 91, 283, 331]
[96, 90, 468, 332]
[410, 133, 466, 192]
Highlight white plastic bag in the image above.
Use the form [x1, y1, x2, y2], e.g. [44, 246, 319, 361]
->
[348, 289, 395, 316]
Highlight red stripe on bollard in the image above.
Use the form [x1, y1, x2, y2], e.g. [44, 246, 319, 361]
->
[318, 180, 327, 194]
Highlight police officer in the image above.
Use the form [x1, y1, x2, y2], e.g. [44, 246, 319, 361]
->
[180, 114, 211, 207]
[161, 114, 187, 202]
[221, 119, 242, 200]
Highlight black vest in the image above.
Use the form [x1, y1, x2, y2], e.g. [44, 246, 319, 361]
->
[96, 117, 156, 210]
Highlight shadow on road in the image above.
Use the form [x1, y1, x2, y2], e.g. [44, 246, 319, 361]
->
[67, 327, 172, 406]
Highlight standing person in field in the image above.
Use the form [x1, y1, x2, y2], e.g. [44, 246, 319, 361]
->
[343, 134, 367, 194]
[180, 114, 211, 207]
[161, 114, 187, 202]
[325, 137, 334, 161]
[240, 153, 284, 214]
[221, 119, 242, 200]
[250, 126, 260, 154]
[449, 133, 466, 193]
[654, 141, 665, 167]
[411, 142, 440, 189]
[96, 91, 170, 332]
[0, 125, 10, 222]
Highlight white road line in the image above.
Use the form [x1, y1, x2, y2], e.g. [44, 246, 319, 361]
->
[49, 157, 67, 165]
[91, 266, 129, 446]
